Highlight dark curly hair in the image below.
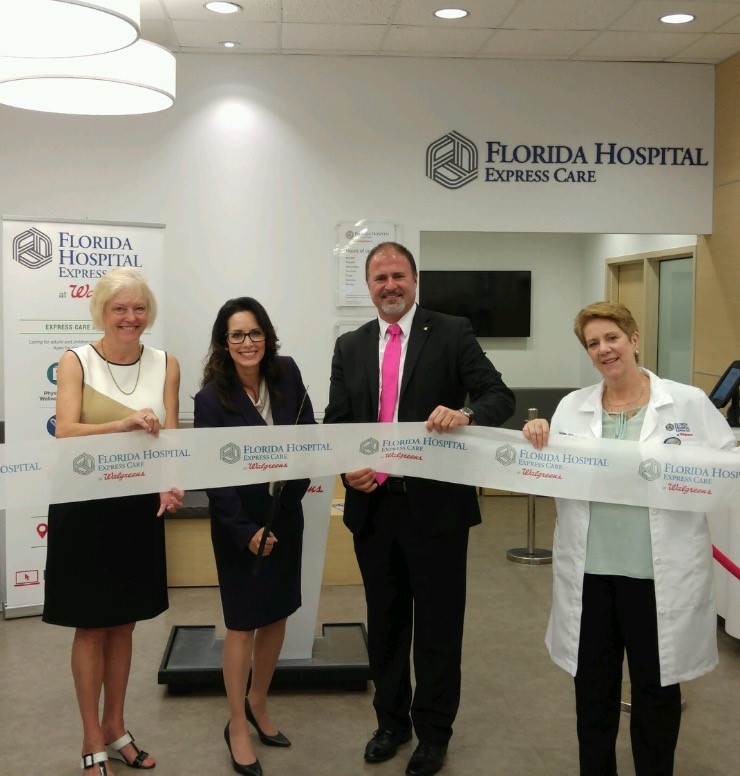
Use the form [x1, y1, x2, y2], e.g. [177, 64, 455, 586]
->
[201, 297, 282, 414]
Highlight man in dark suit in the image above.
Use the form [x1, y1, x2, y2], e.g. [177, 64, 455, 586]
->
[324, 242, 515, 776]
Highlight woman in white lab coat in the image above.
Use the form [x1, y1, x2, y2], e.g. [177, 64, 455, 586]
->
[524, 301, 735, 776]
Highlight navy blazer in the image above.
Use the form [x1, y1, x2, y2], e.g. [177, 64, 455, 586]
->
[193, 356, 314, 551]
[324, 306, 515, 536]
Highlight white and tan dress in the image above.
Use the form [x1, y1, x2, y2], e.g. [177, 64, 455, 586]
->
[43, 344, 169, 628]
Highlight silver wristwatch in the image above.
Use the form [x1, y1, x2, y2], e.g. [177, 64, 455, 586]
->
[458, 407, 475, 423]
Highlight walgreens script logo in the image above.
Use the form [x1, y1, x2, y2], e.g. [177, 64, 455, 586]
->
[69, 283, 94, 299]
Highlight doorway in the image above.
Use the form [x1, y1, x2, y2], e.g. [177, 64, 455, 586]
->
[606, 246, 695, 378]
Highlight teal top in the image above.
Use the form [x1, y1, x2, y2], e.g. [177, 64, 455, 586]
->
[585, 406, 654, 579]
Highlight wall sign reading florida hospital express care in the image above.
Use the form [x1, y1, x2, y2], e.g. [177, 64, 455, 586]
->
[426, 131, 709, 189]
[1, 216, 164, 617]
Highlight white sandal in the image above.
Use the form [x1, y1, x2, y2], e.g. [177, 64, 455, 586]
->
[81, 751, 109, 774]
[107, 731, 155, 770]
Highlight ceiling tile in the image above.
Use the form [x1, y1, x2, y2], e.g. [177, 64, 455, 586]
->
[283, 23, 386, 51]
[576, 30, 703, 60]
[282, 0, 398, 25]
[137, 0, 740, 62]
[715, 11, 740, 32]
[140, 0, 166, 21]
[383, 25, 493, 54]
[672, 32, 740, 61]
[393, 0, 518, 27]
[611, 1, 740, 33]
[140, 19, 180, 50]
[173, 18, 279, 48]
[163, 0, 280, 22]
[503, 0, 635, 31]
[480, 28, 599, 58]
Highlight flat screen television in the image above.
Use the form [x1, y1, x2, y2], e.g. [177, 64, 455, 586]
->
[419, 270, 531, 337]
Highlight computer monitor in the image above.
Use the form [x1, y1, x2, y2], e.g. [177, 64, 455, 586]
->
[708, 360, 740, 428]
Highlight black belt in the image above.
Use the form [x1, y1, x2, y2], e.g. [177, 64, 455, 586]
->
[383, 476, 407, 493]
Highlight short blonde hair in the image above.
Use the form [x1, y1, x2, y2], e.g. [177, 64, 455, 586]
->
[574, 301, 639, 361]
[90, 268, 157, 331]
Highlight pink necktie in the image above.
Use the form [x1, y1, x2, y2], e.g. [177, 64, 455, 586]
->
[376, 323, 401, 485]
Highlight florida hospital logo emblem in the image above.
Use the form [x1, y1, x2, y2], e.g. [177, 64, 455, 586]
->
[220, 442, 241, 464]
[360, 438, 379, 455]
[13, 227, 53, 269]
[639, 458, 662, 482]
[495, 444, 517, 466]
[426, 131, 478, 189]
[72, 453, 95, 476]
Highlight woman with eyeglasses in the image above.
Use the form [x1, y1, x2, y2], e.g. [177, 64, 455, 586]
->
[194, 297, 315, 776]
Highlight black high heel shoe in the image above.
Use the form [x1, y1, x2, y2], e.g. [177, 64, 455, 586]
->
[245, 699, 291, 747]
[224, 723, 263, 776]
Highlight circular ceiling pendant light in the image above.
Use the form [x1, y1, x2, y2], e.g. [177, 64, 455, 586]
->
[0, 40, 175, 115]
[0, 0, 140, 58]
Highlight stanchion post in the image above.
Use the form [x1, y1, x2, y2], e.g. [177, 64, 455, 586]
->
[506, 408, 553, 565]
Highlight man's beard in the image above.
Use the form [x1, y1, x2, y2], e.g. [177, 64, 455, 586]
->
[380, 294, 406, 316]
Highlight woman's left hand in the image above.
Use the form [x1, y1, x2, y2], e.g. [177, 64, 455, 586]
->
[523, 419, 550, 450]
[249, 528, 277, 556]
[157, 487, 184, 517]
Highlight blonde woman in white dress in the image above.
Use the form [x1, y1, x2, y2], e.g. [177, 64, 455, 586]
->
[43, 268, 182, 776]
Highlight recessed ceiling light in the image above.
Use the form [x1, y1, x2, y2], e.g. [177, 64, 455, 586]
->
[205, 2, 242, 14]
[660, 13, 695, 25]
[220, 41, 240, 48]
[434, 8, 469, 20]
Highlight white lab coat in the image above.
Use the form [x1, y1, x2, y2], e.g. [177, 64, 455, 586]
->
[545, 369, 736, 686]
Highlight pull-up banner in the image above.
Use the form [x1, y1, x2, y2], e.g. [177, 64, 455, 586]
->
[1, 423, 737, 514]
[1, 216, 164, 617]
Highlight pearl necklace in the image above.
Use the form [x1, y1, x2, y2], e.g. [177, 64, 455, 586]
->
[99, 340, 143, 396]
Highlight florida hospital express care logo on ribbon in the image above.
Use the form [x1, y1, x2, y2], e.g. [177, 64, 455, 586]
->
[425, 130, 709, 189]
[72, 446, 191, 482]
[359, 433, 468, 466]
[494, 441, 738, 498]
[219, 439, 332, 473]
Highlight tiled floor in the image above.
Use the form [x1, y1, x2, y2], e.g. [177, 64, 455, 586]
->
[1, 496, 738, 775]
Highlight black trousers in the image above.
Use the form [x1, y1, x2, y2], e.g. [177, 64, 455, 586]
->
[575, 574, 682, 776]
[353, 486, 469, 746]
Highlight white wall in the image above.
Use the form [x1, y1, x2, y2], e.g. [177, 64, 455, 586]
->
[420, 231, 587, 387]
[0, 54, 714, 413]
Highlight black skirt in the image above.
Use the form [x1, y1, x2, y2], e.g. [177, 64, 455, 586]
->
[212, 504, 304, 631]
[43, 493, 168, 628]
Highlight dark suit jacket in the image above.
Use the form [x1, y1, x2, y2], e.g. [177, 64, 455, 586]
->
[324, 306, 515, 536]
[193, 356, 314, 551]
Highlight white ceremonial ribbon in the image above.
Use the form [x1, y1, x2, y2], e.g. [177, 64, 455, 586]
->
[0, 423, 737, 512]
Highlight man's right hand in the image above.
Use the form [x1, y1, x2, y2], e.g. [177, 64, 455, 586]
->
[345, 468, 379, 493]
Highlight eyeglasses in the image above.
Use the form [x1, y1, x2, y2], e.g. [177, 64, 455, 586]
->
[226, 329, 266, 344]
